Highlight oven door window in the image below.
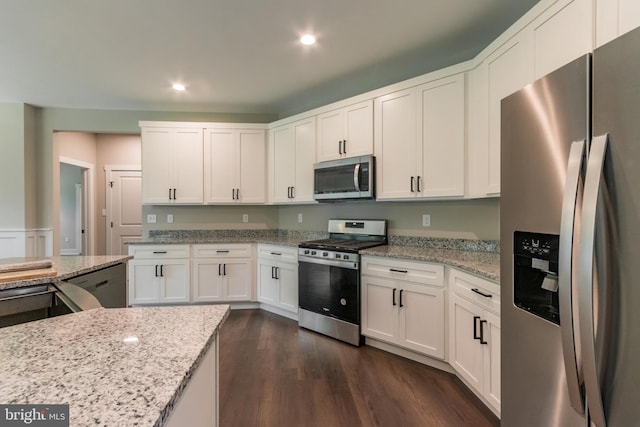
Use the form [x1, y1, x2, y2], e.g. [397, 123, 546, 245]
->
[298, 261, 359, 324]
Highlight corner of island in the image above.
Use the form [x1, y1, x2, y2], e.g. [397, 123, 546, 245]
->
[0, 304, 230, 427]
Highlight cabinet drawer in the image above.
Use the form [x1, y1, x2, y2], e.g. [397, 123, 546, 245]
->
[128, 245, 190, 259]
[257, 244, 298, 263]
[361, 256, 444, 287]
[192, 244, 253, 258]
[449, 268, 500, 315]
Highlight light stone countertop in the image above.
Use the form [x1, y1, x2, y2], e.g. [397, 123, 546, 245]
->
[361, 246, 500, 282]
[0, 304, 230, 427]
[0, 256, 132, 291]
[128, 230, 501, 282]
[129, 235, 306, 248]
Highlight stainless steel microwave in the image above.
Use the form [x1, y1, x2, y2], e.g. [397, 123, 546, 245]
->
[313, 155, 375, 201]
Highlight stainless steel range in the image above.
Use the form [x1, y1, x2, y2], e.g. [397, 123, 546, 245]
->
[298, 219, 387, 346]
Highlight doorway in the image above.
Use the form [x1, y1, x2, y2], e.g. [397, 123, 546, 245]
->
[59, 158, 94, 255]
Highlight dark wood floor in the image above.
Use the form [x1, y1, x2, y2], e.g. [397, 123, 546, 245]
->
[219, 309, 499, 427]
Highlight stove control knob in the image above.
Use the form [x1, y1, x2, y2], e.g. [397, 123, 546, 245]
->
[322, 252, 329, 257]
[343, 255, 350, 260]
[335, 254, 341, 259]
[304, 250, 310, 255]
[311, 251, 317, 256]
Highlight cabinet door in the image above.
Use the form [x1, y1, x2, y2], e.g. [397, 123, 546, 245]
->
[317, 108, 344, 161]
[397, 283, 445, 359]
[374, 88, 418, 200]
[223, 259, 253, 301]
[417, 75, 465, 198]
[258, 262, 278, 305]
[272, 126, 295, 203]
[238, 129, 266, 204]
[361, 275, 397, 343]
[292, 117, 316, 202]
[483, 310, 501, 412]
[486, 32, 531, 195]
[204, 129, 238, 204]
[192, 260, 224, 302]
[161, 260, 191, 303]
[449, 293, 484, 392]
[172, 128, 204, 204]
[141, 128, 172, 204]
[129, 261, 160, 304]
[596, 0, 640, 47]
[530, 0, 593, 80]
[276, 262, 298, 313]
[343, 100, 373, 158]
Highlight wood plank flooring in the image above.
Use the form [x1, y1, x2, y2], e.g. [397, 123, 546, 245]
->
[219, 309, 499, 427]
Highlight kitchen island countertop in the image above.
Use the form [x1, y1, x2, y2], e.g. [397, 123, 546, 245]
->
[0, 304, 229, 427]
[0, 255, 132, 291]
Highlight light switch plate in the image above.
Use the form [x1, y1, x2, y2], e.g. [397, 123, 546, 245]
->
[242, 214, 249, 223]
[147, 214, 157, 224]
[298, 213, 303, 223]
[167, 214, 174, 223]
[422, 214, 431, 227]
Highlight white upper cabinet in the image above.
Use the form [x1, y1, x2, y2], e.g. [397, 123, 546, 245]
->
[375, 73, 466, 200]
[374, 88, 418, 200]
[530, 0, 593, 80]
[270, 116, 316, 204]
[467, 31, 531, 198]
[204, 126, 266, 204]
[486, 32, 532, 196]
[317, 100, 373, 161]
[596, 0, 640, 47]
[141, 127, 203, 204]
[417, 74, 465, 198]
[467, 0, 595, 198]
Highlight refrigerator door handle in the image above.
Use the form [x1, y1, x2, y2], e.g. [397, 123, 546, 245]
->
[558, 139, 586, 414]
[578, 134, 609, 427]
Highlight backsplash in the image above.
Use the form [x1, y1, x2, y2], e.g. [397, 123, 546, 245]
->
[388, 235, 499, 253]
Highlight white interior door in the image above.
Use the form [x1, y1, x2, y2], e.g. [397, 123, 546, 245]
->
[107, 167, 142, 255]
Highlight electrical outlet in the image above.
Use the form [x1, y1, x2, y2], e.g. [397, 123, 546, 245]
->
[147, 214, 157, 224]
[298, 213, 303, 223]
[242, 214, 249, 223]
[422, 214, 431, 227]
[167, 214, 174, 224]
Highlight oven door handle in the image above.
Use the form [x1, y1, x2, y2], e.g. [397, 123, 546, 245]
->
[298, 256, 359, 270]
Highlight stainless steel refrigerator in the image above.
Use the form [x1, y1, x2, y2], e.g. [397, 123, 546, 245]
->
[501, 27, 640, 427]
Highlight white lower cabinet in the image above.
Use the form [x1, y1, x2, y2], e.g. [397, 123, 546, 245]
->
[361, 256, 445, 359]
[128, 245, 191, 305]
[191, 244, 254, 302]
[448, 268, 501, 415]
[257, 244, 298, 317]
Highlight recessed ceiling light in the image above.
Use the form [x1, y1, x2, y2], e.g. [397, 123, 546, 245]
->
[300, 34, 316, 45]
[172, 83, 186, 91]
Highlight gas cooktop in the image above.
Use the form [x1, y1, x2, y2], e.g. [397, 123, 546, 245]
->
[298, 219, 387, 255]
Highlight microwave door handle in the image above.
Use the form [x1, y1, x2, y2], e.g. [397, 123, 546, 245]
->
[559, 140, 586, 414]
[353, 163, 361, 191]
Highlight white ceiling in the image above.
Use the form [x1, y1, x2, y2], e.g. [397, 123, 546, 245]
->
[0, 0, 539, 117]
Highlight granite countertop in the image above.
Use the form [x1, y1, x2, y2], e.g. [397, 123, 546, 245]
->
[361, 246, 500, 282]
[0, 304, 230, 427]
[130, 235, 306, 247]
[130, 230, 501, 282]
[0, 255, 132, 291]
